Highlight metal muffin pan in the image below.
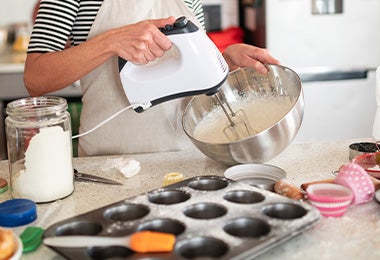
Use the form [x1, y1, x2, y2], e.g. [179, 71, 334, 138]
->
[44, 175, 320, 259]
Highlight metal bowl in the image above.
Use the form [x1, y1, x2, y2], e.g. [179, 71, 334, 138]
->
[182, 65, 304, 166]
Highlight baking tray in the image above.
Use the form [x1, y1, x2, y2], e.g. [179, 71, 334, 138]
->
[44, 175, 320, 259]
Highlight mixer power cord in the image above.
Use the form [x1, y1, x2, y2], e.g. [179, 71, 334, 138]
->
[71, 104, 143, 139]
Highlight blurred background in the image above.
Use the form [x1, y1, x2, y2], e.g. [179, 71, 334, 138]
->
[1, 0, 380, 159]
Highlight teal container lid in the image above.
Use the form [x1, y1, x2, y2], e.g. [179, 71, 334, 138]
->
[0, 199, 37, 227]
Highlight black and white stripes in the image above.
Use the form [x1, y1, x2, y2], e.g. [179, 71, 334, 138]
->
[28, 0, 205, 53]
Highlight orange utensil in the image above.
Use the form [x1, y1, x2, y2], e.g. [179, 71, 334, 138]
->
[43, 231, 175, 253]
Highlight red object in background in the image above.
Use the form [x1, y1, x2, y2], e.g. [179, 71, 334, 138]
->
[207, 27, 244, 53]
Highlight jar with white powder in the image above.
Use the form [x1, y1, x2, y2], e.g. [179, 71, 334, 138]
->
[5, 96, 74, 203]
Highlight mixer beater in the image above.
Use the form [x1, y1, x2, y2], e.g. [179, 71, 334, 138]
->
[213, 92, 255, 142]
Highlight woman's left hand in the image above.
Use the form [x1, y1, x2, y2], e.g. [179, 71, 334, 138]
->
[222, 43, 280, 74]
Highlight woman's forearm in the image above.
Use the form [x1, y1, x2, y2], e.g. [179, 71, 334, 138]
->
[24, 17, 175, 97]
[24, 31, 116, 96]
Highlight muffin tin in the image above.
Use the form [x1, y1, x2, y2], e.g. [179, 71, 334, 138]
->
[44, 175, 320, 259]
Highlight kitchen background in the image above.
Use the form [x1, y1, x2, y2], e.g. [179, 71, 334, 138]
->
[1, 0, 379, 159]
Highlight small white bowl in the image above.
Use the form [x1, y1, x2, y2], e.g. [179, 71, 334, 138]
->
[224, 163, 286, 191]
[7, 231, 22, 260]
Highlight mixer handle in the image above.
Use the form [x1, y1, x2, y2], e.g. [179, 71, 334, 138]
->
[118, 16, 199, 72]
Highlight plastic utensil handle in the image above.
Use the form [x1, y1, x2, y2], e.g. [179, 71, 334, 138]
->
[20, 226, 44, 253]
[43, 231, 175, 253]
[43, 236, 129, 248]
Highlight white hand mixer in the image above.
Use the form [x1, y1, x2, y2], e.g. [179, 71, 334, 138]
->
[118, 16, 253, 141]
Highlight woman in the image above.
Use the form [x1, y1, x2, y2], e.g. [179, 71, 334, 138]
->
[24, 0, 279, 156]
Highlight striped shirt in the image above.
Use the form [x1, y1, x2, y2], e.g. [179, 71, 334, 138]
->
[28, 0, 205, 53]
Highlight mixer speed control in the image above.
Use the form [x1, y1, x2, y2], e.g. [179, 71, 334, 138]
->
[174, 16, 188, 28]
[159, 16, 198, 36]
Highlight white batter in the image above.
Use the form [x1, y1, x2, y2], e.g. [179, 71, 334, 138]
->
[193, 95, 295, 143]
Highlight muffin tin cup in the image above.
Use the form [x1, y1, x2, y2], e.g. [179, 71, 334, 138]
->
[44, 175, 320, 259]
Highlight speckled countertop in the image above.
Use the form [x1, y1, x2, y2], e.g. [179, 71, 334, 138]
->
[1, 138, 380, 259]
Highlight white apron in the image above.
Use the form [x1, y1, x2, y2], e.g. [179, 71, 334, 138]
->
[78, 0, 203, 156]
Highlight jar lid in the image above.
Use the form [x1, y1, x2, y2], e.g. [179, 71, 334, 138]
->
[349, 142, 379, 161]
[0, 199, 37, 227]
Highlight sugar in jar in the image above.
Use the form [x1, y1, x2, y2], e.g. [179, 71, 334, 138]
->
[5, 96, 74, 203]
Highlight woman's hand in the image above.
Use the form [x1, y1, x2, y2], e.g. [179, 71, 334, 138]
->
[222, 43, 280, 74]
[24, 16, 177, 96]
[112, 16, 176, 64]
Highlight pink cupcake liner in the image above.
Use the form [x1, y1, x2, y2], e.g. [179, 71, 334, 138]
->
[308, 200, 351, 209]
[335, 163, 375, 205]
[311, 207, 349, 218]
[306, 183, 354, 202]
[306, 183, 353, 217]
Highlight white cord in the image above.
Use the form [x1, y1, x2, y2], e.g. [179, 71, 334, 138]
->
[72, 104, 142, 139]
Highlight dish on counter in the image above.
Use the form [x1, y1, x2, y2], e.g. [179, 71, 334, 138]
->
[348, 142, 379, 161]
[224, 163, 286, 191]
[0, 228, 23, 260]
[10, 234, 22, 260]
[351, 152, 380, 178]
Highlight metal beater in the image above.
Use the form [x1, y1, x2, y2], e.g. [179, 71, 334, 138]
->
[213, 92, 255, 142]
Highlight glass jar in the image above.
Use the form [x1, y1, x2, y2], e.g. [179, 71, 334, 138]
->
[5, 96, 74, 203]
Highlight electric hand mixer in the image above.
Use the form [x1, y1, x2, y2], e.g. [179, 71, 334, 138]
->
[119, 16, 253, 141]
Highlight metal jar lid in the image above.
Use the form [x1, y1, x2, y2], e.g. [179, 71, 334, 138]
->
[349, 142, 379, 161]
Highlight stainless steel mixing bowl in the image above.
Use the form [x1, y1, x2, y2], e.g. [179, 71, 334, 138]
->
[182, 64, 304, 165]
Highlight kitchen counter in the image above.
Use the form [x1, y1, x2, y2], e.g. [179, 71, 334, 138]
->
[1, 138, 380, 259]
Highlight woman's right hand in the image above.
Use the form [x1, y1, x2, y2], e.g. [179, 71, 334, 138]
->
[111, 16, 176, 64]
[24, 16, 176, 96]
